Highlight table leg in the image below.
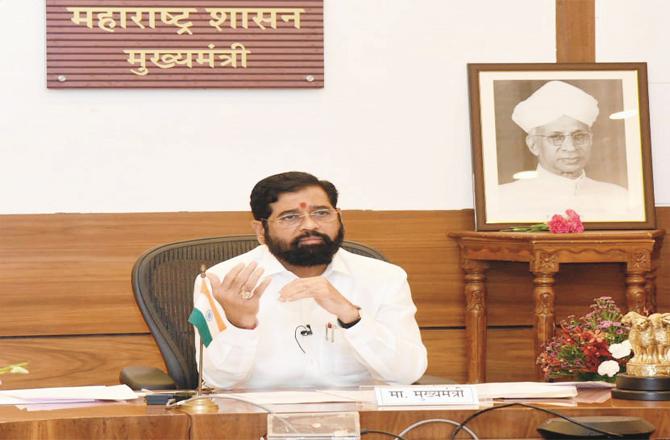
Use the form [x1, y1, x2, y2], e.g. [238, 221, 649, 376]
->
[532, 271, 556, 380]
[531, 251, 559, 380]
[462, 259, 488, 383]
[626, 249, 652, 314]
[625, 271, 648, 314]
[645, 266, 658, 313]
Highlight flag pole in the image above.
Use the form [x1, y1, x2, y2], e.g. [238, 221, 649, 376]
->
[179, 336, 218, 413]
[197, 336, 204, 395]
[179, 265, 219, 414]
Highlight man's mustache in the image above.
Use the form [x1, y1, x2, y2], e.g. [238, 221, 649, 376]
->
[292, 231, 332, 246]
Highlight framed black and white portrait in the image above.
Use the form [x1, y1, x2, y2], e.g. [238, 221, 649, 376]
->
[467, 63, 655, 230]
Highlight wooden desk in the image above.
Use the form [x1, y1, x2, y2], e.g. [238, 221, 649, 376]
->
[1, 394, 669, 439]
[449, 230, 665, 383]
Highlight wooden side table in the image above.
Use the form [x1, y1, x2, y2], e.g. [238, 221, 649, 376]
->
[448, 230, 665, 383]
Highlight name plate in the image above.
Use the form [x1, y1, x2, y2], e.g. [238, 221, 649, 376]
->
[374, 385, 478, 406]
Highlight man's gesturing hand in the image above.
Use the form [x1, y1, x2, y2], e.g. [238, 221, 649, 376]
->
[279, 276, 360, 324]
[206, 261, 271, 330]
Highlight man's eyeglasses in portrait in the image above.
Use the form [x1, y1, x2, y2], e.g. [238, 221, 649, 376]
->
[536, 131, 592, 148]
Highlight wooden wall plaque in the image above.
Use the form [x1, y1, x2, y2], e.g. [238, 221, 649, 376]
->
[46, 0, 323, 88]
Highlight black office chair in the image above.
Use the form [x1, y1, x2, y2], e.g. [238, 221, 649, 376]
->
[121, 235, 397, 390]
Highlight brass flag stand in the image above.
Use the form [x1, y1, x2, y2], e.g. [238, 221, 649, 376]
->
[180, 266, 219, 414]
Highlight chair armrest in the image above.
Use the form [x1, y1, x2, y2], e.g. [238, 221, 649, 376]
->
[120, 366, 177, 390]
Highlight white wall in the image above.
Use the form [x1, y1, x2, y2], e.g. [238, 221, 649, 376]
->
[0, 0, 557, 213]
[596, 0, 670, 206]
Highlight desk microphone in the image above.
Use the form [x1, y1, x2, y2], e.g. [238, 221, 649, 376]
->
[295, 324, 312, 353]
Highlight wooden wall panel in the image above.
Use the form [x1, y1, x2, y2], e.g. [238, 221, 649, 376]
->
[0, 330, 533, 389]
[1, 208, 657, 335]
[422, 328, 535, 383]
[341, 210, 475, 327]
[0, 212, 250, 336]
[0, 335, 164, 389]
[0, 208, 668, 388]
[556, 0, 595, 63]
[485, 262, 628, 326]
[0, 210, 472, 336]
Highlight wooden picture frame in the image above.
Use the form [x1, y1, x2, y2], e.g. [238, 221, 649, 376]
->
[467, 63, 655, 230]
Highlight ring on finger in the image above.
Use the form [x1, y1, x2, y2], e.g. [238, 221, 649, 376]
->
[240, 290, 254, 300]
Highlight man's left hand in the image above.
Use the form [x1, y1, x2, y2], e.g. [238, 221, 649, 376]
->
[279, 277, 360, 324]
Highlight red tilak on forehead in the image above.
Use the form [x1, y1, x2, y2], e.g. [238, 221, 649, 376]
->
[299, 202, 307, 208]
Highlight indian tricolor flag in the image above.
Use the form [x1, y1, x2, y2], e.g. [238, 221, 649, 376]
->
[188, 275, 226, 347]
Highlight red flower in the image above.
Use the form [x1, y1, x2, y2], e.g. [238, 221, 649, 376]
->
[565, 209, 585, 232]
[505, 209, 584, 234]
[548, 214, 570, 233]
[548, 210, 584, 233]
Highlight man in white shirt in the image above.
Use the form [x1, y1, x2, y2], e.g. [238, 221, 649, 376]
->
[493, 80, 631, 221]
[195, 171, 427, 389]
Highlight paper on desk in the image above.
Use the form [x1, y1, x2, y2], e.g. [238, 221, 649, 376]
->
[545, 381, 614, 389]
[225, 390, 358, 405]
[17, 401, 123, 412]
[475, 382, 578, 399]
[318, 389, 377, 403]
[0, 385, 138, 405]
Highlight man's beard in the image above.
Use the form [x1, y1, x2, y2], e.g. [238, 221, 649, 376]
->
[265, 223, 344, 267]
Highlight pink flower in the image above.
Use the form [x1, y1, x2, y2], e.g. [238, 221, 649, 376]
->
[565, 209, 579, 219]
[565, 209, 585, 233]
[505, 209, 584, 234]
[548, 214, 570, 233]
[547, 210, 584, 233]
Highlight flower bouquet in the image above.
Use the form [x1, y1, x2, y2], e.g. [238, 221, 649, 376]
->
[537, 297, 632, 382]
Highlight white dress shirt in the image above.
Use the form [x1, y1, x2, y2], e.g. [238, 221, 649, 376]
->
[195, 245, 427, 389]
[491, 165, 637, 222]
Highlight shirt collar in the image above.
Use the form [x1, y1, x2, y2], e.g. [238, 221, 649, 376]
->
[323, 249, 351, 277]
[536, 164, 586, 185]
[257, 245, 290, 277]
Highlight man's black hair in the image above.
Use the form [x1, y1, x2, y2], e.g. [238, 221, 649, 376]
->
[250, 171, 339, 220]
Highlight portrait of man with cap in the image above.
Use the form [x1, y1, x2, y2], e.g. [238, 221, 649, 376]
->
[492, 80, 631, 221]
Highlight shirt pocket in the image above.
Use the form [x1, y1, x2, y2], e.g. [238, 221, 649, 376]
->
[320, 327, 366, 376]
